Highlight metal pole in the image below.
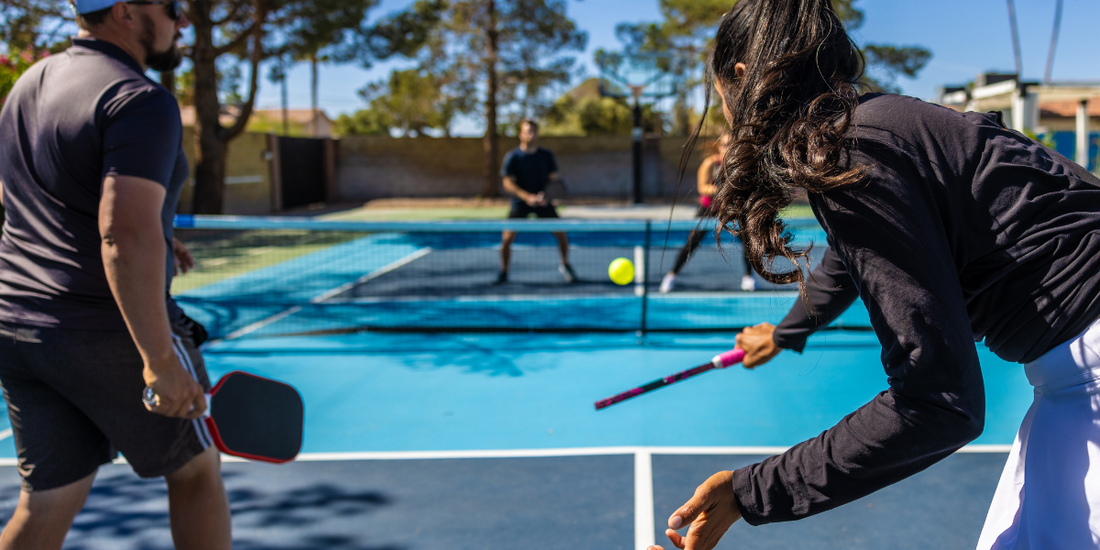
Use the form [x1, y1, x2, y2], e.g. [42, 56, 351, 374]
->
[632, 98, 644, 205]
[1006, 0, 1023, 77]
[639, 220, 651, 337]
[1077, 99, 1090, 168]
[1044, 0, 1064, 83]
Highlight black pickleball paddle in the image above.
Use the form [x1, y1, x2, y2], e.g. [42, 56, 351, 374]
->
[144, 371, 304, 463]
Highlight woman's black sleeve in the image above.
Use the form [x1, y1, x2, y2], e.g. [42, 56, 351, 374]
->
[730, 147, 986, 525]
[772, 247, 860, 352]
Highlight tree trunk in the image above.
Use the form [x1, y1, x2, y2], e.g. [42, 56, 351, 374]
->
[481, 0, 500, 198]
[189, 0, 227, 214]
[310, 53, 319, 137]
[281, 57, 289, 136]
[160, 69, 175, 97]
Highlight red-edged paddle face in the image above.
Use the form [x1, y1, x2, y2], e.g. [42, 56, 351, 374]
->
[205, 371, 304, 463]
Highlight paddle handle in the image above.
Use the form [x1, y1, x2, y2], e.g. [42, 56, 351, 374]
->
[594, 348, 745, 410]
[142, 387, 213, 418]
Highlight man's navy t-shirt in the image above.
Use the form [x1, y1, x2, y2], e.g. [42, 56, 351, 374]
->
[0, 38, 189, 330]
[501, 147, 557, 204]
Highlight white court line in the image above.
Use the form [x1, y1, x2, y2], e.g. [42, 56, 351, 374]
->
[222, 247, 432, 340]
[1, 439, 1016, 548]
[0, 429, 11, 442]
[0, 444, 1011, 467]
[309, 248, 432, 304]
[635, 450, 656, 548]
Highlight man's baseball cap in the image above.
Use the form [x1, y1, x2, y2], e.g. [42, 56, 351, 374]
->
[71, 0, 121, 15]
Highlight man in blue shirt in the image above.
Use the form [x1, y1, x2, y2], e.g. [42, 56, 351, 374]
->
[497, 119, 576, 284]
[0, 1, 230, 547]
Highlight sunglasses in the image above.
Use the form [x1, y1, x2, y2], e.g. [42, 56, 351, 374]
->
[126, 0, 182, 21]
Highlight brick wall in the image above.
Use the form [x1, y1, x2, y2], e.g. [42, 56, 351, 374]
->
[171, 132, 718, 214]
[335, 135, 713, 201]
[177, 129, 275, 215]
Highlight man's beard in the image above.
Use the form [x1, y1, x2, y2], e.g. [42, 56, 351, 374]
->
[140, 15, 183, 72]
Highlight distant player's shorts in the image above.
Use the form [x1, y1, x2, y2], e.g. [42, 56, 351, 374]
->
[0, 315, 213, 492]
[508, 201, 560, 219]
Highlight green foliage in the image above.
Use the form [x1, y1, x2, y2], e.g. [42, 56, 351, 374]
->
[1022, 128, 1057, 150]
[0, 46, 48, 107]
[247, 113, 314, 137]
[600, 0, 931, 133]
[334, 109, 391, 137]
[387, 0, 587, 128]
[358, 69, 457, 137]
[863, 44, 933, 93]
[364, 0, 446, 59]
[0, 0, 73, 54]
[276, 0, 379, 63]
[543, 80, 664, 137]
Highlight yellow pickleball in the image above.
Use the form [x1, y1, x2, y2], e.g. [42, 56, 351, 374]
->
[608, 257, 635, 285]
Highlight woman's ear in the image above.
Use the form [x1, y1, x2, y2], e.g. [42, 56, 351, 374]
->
[734, 63, 747, 78]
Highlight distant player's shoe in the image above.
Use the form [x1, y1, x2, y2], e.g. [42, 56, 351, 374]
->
[740, 275, 756, 292]
[559, 263, 577, 283]
[494, 271, 508, 285]
[660, 273, 677, 293]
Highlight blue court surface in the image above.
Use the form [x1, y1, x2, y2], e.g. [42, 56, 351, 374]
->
[0, 218, 1035, 549]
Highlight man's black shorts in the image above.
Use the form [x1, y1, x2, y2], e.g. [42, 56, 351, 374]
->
[508, 201, 560, 219]
[0, 316, 213, 492]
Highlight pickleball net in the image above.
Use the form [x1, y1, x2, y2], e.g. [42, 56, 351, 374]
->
[171, 215, 870, 340]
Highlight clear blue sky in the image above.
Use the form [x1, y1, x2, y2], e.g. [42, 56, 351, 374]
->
[254, 0, 1100, 135]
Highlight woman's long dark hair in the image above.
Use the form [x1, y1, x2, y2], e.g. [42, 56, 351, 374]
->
[681, 0, 867, 294]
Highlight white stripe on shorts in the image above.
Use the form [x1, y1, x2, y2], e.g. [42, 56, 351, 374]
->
[172, 334, 212, 450]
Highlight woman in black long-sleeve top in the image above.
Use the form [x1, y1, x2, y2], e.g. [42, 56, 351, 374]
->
[649, 2, 1100, 550]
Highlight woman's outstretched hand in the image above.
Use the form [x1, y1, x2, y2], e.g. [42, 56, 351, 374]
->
[648, 470, 742, 550]
[735, 322, 782, 368]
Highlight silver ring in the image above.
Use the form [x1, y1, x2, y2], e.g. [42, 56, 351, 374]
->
[142, 386, 157, 407]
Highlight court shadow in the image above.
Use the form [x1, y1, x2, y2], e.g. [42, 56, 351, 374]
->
[54, 466, 399, 550]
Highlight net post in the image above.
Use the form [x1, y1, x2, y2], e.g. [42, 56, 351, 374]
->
[639, 220, 651, 336]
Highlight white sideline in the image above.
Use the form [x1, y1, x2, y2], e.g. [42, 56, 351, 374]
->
[10, 443, 1009, 467]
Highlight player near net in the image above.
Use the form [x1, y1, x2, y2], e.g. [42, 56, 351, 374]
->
[495, 119, 577, 285]
[0, 1, 230, 548]
[651, 1, 1100, 549]
[660, 132, 756, 293]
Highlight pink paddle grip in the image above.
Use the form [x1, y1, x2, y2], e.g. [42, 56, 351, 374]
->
[699, 195, 713, 208]
[711, 348, 746, 369]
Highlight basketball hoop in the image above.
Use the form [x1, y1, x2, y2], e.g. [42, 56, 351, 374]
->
[595, 52, 687, 204]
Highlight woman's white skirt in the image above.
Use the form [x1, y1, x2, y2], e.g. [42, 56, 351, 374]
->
[977, 318, 1100, 549]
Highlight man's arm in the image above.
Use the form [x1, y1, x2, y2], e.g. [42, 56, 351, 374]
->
[503, 176, 540, 205]
[99, 175, 205, 419]
[697, 155, 719, 197]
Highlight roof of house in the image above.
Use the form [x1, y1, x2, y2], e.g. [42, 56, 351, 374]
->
[1039, 99, 1100, 118]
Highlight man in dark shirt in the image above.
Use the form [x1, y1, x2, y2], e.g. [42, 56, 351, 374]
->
[496, 119, 576, 284]
[0, 1, 230, 548]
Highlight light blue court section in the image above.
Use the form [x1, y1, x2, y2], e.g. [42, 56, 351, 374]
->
[202, 331, 1033, 455]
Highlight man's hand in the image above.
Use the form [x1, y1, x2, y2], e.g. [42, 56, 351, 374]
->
[735, 322, 782, 368]
[649, 470, 742, 550]
[524, 191, 548, 207]
[143, 355, 206, 419]
[172, 237, 194, 275]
